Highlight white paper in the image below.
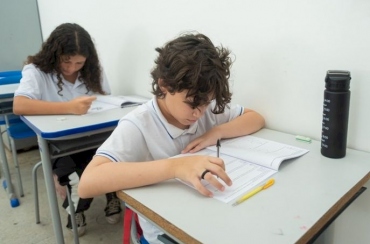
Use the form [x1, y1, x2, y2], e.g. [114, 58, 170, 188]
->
[177, 136, 309, 203]
[88, 95, 149, 114]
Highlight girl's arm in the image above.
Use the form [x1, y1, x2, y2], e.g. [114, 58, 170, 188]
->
[13, 96, 96, 115]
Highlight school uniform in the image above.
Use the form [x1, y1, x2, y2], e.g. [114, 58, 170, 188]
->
[15, 63, 111, 214]
[96, 98, 244, 243]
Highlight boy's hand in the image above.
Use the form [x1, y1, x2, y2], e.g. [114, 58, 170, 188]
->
[69, 96, 96, 114]
[173, 155, 232, 197]
[182, 130, 221, 153]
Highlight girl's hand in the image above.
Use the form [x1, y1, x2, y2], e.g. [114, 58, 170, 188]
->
[69, 96, 96, 114]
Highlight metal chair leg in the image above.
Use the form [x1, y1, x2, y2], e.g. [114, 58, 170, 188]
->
[9, 136, 24, 197]
[32, 161, 42, 224]
[66, 186, 80, 244]
[4, 115, 13, 153]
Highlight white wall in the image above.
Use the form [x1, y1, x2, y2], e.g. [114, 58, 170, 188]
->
[0, 0, 42, 71]
[36, 1, 370, 242]
[37, 0, 370, 153]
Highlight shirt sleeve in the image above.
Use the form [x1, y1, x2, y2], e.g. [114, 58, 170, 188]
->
[205, 101, 244, 127]
[100, 70, 111, 95]
[14, 64, 43, 99]
[96, 119, 151, 162]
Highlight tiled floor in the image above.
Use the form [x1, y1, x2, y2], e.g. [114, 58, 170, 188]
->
[0, 146, 123, 244]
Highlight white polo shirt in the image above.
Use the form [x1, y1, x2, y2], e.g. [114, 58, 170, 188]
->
[14, 63, 111, 100]
[96, 98, 244, 243]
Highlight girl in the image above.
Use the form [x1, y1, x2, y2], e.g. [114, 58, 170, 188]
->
[13, 23, 122, 236]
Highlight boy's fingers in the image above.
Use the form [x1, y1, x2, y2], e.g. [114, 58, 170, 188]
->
[207, 156, 226, 171]
[203, 173, 226, 191]
[206, 163, 232, 186]
[193, 180, 214, 197]
[182, 141, 197, 153]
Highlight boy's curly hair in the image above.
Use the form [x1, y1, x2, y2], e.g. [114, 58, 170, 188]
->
[151, 33, 233, 114]
[26, 23, 105, 95]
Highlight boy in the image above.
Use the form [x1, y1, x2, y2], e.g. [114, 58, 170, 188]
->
[79, 33, 265, 243]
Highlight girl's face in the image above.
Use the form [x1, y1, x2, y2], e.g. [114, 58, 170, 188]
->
[157, 89, 209, 129]
[59, 54, 86, 78]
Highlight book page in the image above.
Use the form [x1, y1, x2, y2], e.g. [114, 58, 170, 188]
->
[176, 135, 309, 203]
[88, 99, 117, 113]
[207, 136, 309, 170]
[177, 149, 277, 203]
[95, 95, 124, 106]
[88, 95, 149, 113]
[116, 95, 149, 107]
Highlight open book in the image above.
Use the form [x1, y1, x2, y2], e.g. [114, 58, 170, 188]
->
[177, 135, 309, 203]
[88, 95, 149, 113]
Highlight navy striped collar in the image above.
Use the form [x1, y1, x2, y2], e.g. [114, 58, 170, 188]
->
[150, 99, 198, 139]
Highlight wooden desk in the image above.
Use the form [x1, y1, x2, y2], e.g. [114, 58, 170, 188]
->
[21, 106, 136, 244]
[118, 128, 370, 244]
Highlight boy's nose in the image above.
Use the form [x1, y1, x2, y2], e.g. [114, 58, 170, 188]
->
[192, 108, 203, 118]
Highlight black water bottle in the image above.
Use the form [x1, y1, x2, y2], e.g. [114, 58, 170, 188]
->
[321, 70, 351, 158]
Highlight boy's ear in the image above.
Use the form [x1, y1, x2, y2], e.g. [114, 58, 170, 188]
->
[158, 78, 164, 86]
[158, 79, 167, 93]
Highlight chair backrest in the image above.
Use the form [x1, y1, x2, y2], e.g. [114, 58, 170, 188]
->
[0, 70, 21, 85]
[123, 208, 144, 244]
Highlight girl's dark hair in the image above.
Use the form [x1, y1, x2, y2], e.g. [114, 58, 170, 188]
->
[151, 33, 233, 114]
[26, 23, 105, 95]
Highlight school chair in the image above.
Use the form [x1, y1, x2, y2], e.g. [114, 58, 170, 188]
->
[34, 168, 81, 244]
[0, 114, 22, 151]
[0, 69, 22, 148]
[0, 70, 32, 204]
[0, 70, 22, 127]
[7, 121, 37, 197]
[123, 207, 177, 244]
[0, 71, 22, 85]
[32, 131, 114, 243]
[123, 207, 144, 244]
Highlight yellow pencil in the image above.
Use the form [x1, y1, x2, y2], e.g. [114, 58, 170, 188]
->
[232, 178, 275, 206]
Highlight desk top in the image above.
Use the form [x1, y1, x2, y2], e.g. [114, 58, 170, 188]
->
[118, 128, 370, 244]
[21, 106, 136, 139]
[0, 83, 18, 99]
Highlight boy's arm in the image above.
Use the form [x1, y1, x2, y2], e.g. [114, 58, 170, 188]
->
[183, 108, 265, 153]
[213, 108, 265, 139]
[13, 96, 96, 115]
[78, 155, 232, 198]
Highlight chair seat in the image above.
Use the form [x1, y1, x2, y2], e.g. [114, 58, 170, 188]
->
[8, 122, 36, 139]
[0, 114, 22, 125]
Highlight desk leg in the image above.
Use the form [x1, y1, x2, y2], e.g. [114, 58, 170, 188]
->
[0, 127, 19, 207]
[307, 186, 367, 244]
[38, 136, 65, 244]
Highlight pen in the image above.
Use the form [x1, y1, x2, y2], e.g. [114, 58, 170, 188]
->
[216, 139, 221, 178]
[232, 178, 275, 206]
[216, 139, 221, 158]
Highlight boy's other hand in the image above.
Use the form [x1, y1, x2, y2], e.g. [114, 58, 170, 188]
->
[182, 131, 221, 154]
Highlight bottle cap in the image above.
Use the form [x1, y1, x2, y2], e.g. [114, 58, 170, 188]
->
[325, 70, 351, 91]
